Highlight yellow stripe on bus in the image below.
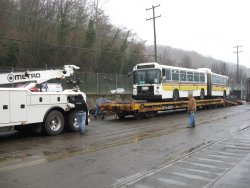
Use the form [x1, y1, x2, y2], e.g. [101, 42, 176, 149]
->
[162, 83, 207, 91]
[212, 86, 229, 92]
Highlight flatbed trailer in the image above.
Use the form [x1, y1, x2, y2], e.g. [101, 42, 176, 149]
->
[101, 99, 240, 119]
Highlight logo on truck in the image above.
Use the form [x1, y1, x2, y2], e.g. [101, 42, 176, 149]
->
[7, 73, 41, 82]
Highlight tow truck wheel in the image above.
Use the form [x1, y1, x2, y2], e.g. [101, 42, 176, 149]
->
[66, 110, 79, 132]
[44, 110, 64, 136]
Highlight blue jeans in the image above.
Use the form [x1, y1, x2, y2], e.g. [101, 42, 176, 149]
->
[188, 112, 196, 127]
[77, 112, 86, 133]
[94, 105, 100, 117]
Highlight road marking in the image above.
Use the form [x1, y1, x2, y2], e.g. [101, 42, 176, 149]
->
[0, 159, 47, 172]
[172, 172, 211, 181]
[112, 124, 250, 188]
[157, 177, 186, 186]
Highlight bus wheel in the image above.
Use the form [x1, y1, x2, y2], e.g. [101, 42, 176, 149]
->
[200, 89, 205, 100]
[173, 89, 179, 101]
[44, 110, 64, 136]
[223, 90, 226, 99]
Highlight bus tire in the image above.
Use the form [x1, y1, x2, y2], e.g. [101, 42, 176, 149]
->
[44, 110, 64, 136]
[223, 90, 226, 99]
[173, 89, 179, 101]
[200, 89, 205, 100]
[66, 110, 79, 132]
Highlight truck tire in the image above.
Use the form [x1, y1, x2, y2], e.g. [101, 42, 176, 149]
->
[66, 110, 79, 132]
[44, 110, 64, 136]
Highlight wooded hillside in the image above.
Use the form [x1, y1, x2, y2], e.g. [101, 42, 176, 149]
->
[0, 0, 146, 74]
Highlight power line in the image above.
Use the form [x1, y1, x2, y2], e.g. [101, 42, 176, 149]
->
[233, 45, 243, 84]
[146, 4, 161, 62]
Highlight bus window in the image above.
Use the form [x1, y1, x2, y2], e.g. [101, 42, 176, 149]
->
[199, 73, 205, 83]
[165, 69, 171, 81]
[162, 69, 166, 77]
[216, 76, 220, 84]
[212, 75, 216, 84]
[172, 70, 179, 81]
[180, 71, 187, 81]
[187, 72, 193, 82]
[194, 73, 199, 82]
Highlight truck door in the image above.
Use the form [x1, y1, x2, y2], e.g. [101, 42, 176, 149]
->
[0, 90, 10, 124]
[10, 91, 27, 123]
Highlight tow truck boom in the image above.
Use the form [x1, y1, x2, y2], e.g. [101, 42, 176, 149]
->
[0, 65, 79, 89]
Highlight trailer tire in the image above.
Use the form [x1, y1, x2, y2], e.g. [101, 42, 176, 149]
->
[117, 114, 125, 119]
[44, 110, 64, 136]
[66, 110, 79, 132]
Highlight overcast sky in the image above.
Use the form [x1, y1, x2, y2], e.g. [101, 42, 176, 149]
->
[103, 0, 250, 68]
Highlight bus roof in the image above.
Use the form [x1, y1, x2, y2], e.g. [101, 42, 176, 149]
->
[133, 62, 229, 78]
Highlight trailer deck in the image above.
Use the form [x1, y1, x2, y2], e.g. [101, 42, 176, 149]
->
[101, 99, 240, 119]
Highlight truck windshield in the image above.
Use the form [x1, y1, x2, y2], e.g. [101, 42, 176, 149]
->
[133, 69, 161, 85]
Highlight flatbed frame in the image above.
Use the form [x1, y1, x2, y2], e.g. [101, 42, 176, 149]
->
[101, 99, 240, 119]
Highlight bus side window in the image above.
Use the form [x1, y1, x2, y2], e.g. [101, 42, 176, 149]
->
[180, 71, 187, 81]
[165, 69, 171, 81]
[212, 75, 216, 84]
[187, 72, 193, 82]
[162, 69, 166, 77]
[194, 73, 199, 82]
[199, 73, 205, 83]
[172, 70, 179, 81]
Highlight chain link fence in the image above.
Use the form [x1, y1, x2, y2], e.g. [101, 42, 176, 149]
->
[0, 67, 133, 94]
[74, 72, 132, 94]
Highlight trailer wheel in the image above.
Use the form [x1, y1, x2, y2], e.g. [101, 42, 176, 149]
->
[200, 89, 205, 100]
[173, 89, 179, 101]
[66, 110, 79, 132]
[117, 114, 125, 119]
[44, 110, 64, 136]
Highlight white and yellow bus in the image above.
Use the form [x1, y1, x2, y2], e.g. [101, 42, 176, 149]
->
[132, 62, 230, 101]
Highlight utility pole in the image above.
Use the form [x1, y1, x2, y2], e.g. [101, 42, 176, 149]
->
[146, 4, 161, 62]
[233, 45, 243, 85]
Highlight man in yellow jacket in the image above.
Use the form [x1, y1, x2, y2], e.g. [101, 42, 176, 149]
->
[187, 92, 197, 128]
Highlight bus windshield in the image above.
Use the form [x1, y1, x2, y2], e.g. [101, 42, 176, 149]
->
[133, 69, 161, 85]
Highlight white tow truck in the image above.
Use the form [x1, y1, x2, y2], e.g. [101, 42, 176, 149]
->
[0, 65, 86, 136]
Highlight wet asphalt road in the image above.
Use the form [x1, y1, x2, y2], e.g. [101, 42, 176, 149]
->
[0, 104, 250, 188]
